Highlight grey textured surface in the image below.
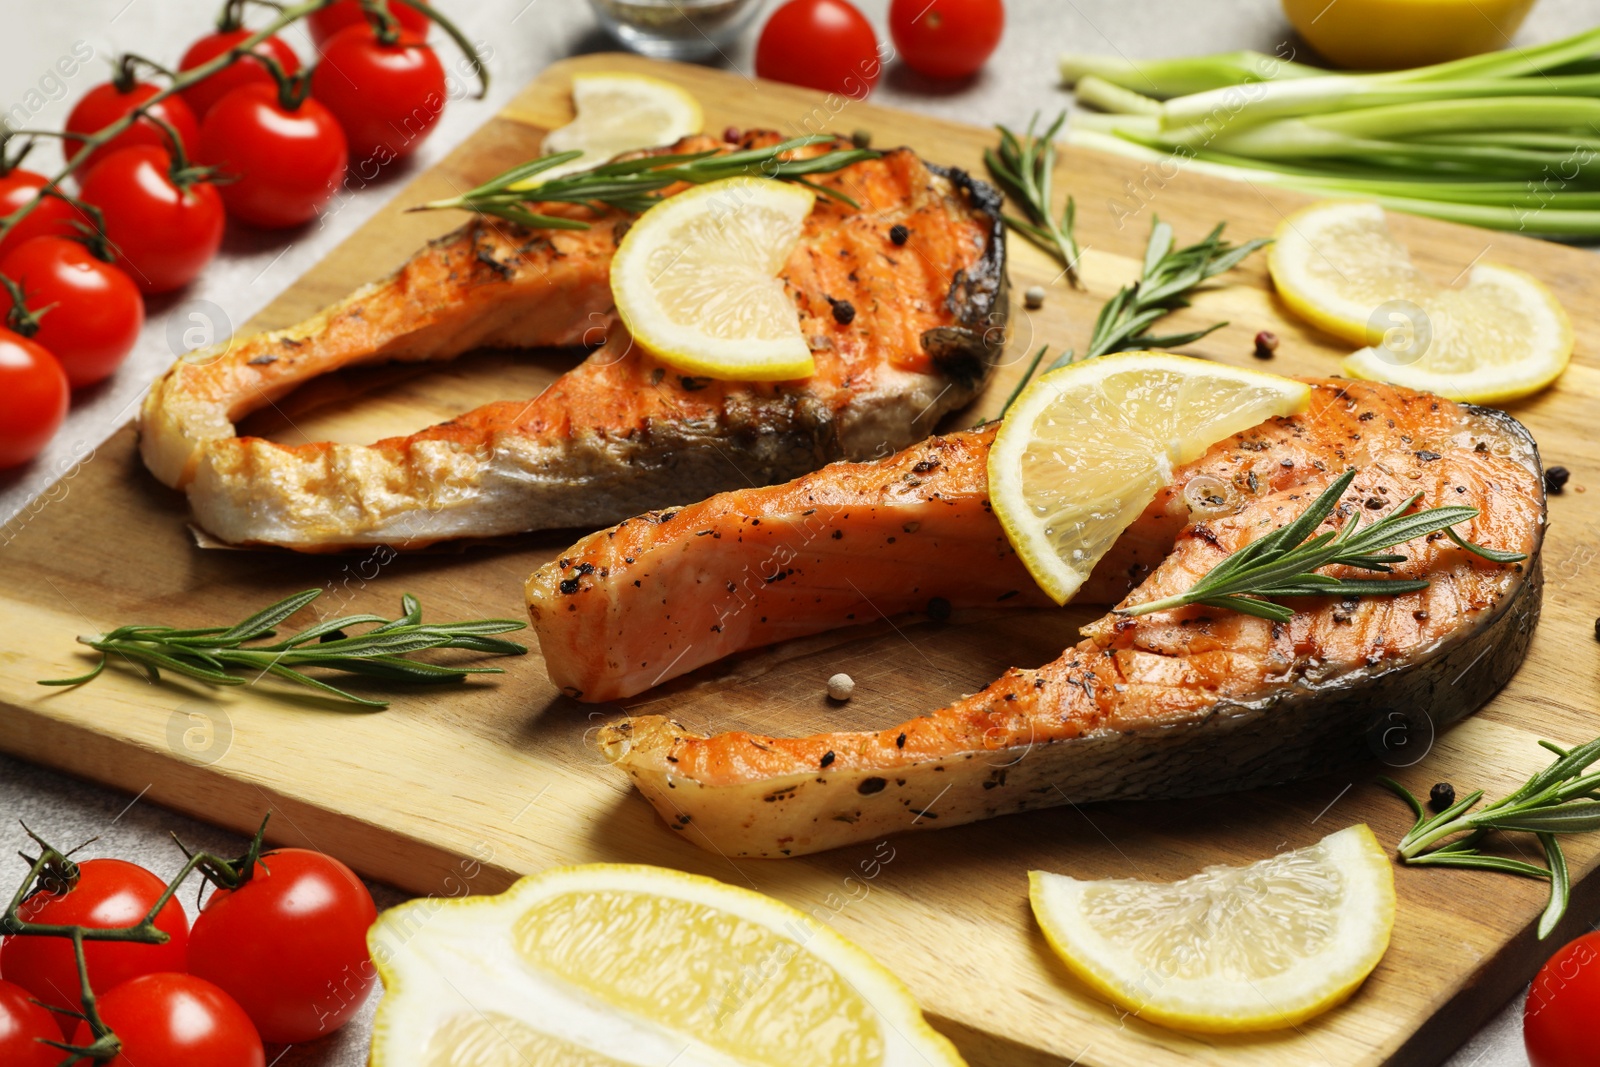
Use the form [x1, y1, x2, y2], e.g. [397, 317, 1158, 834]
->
[3, 0, 1595, 1062]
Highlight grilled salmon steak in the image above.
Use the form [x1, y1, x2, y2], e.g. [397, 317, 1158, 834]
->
[562, 379, 1545, 857]
[138, 133, 1006, 550]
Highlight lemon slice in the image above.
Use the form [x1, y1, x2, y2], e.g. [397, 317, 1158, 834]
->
[368, 863, 966, 1067]
[611, 176, 817, 380]
[534, 72, 703, 181]
[989, 352, 1309, 604]
[1030, 824, 1395, 1033]
[1269, 200, 1572, 404]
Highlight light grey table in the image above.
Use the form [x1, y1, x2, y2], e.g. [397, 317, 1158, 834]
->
[1, 0, 1592, 1062]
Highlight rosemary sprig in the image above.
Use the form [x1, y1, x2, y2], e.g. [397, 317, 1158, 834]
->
[414, 135, 880, 229]
[985, 112, 1084, 286]
[995, 214, 1270, 418]
[1118, 468, 1527, 622]
[39, 589, 526, 708]
[1381, 736, 1600, 938]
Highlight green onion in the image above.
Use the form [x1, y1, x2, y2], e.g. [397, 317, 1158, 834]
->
[1061, 27, 1600, 237]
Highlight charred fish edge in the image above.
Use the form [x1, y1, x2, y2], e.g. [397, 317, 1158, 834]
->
[920, 163, 1009, 392]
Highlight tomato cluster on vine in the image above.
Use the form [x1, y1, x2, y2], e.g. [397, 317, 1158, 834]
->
[0, 824, 378, 1064]
[0, 0, 474, 472]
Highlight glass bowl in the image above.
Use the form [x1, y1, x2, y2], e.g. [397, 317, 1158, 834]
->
[587, 0, 767, 61]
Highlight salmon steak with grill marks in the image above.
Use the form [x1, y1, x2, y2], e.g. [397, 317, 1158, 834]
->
[137, 132, 1007, 550]
[539, 379, 1546, 857]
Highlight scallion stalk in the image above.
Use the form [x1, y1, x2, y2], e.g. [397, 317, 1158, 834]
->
[1062, 27, 1600, 237]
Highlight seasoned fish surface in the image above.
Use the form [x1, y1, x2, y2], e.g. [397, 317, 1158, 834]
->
[590, 380, 1545, 857]
[138, 133, 1006, 550]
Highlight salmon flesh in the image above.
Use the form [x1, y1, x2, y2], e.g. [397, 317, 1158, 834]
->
[137, 133, 1007, 550]
[561, 380, 1545, 857]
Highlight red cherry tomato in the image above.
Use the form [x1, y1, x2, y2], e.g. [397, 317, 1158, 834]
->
[70, 974, 263, 1067]
[0, 329, 67, 470]
[188, 849, 377, 1044]
[197, 85, 348, 229]
[888, 0, 1004, 79]
[178, 29, 302, 119]
[77, 145, 224, 294]
[755, 0, 883, 97]
[309, 0, 429, 45]
[0, 979, 58, 1067]
[1525, 930, 1600, 1067]
[0, 171, 79, 262]
[0, 238, 143, 388]
[64, 82, 199, 176]
[310, 26, 446, 164]
[0, 859, 189, 1032]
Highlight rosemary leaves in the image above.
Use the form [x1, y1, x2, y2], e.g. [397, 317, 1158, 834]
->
[1118, 468, 1526, 623]
[1383, 736, 1600, 938]
[416, 135, 879, 229]
[39, 589, 526, 708]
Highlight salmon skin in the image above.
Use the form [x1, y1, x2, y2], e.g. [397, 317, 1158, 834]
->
[581, 380, 1546, 858]
[137, 132, 1007, 550]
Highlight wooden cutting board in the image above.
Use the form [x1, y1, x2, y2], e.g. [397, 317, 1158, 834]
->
[3, 53, 1599, 1067]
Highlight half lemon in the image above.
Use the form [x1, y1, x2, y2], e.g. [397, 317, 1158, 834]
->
[612, 176, 817, 380]
[1030, 824, 1396, 1032]
[534, 72, 703, 181]
[1269, 200, 1572, 404]
[989, 352, 1309, 604]
[368, 863, 967, 1067]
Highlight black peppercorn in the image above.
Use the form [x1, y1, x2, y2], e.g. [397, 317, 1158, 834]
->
[1253, 330, 1279, 360]
[1429, 782, 1456, 812]
[889, 224, 909, 246]
[1545, 466, 1570, 494]
[827, 297, 856, 325]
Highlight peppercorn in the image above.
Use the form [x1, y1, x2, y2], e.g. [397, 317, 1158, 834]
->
[1545, 466, 1570, 494]
[722, 125, 740, 144]
[1429, 782, 1456, 812]
[827, 673, 855, 701]
[889, 224, 909, 246]
[1024, 285, 1046, 310]
[851, 129, 872, 149]
[829, 298, 856, 325]
[1253, 330, 1279, 360]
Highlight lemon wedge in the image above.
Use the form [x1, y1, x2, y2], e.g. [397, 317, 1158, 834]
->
[1269, 200, 1572, 404]
[611, 176, 817, 380]
[988, 352, 1309, 604]
[368, 863, 967, 1067]
[1030, 824, 1395, 1033]
[534, 72, 703, 181]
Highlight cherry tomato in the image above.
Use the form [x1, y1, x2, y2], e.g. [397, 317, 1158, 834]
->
[308, 0, 429, 45]
[0, 979, 58, 1067]
[178, 29, 302, 120]
[1525, 930, 1600, 1067]
[888, 0, 1004, 79]
[0, 238, 143, 388]
[310, 26, 446, 164]
[64, 82, 199, 176]
[0, 859, 189, 1032]
[70, 974, 263, 1067]
[188, 849, 377, 1043]
[755, 0, 882, 97]
[77, 145, 224, 294]
[0, 171, 79, 262]
[197, 85, 347, 229]
[0, 329, 67, 471]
